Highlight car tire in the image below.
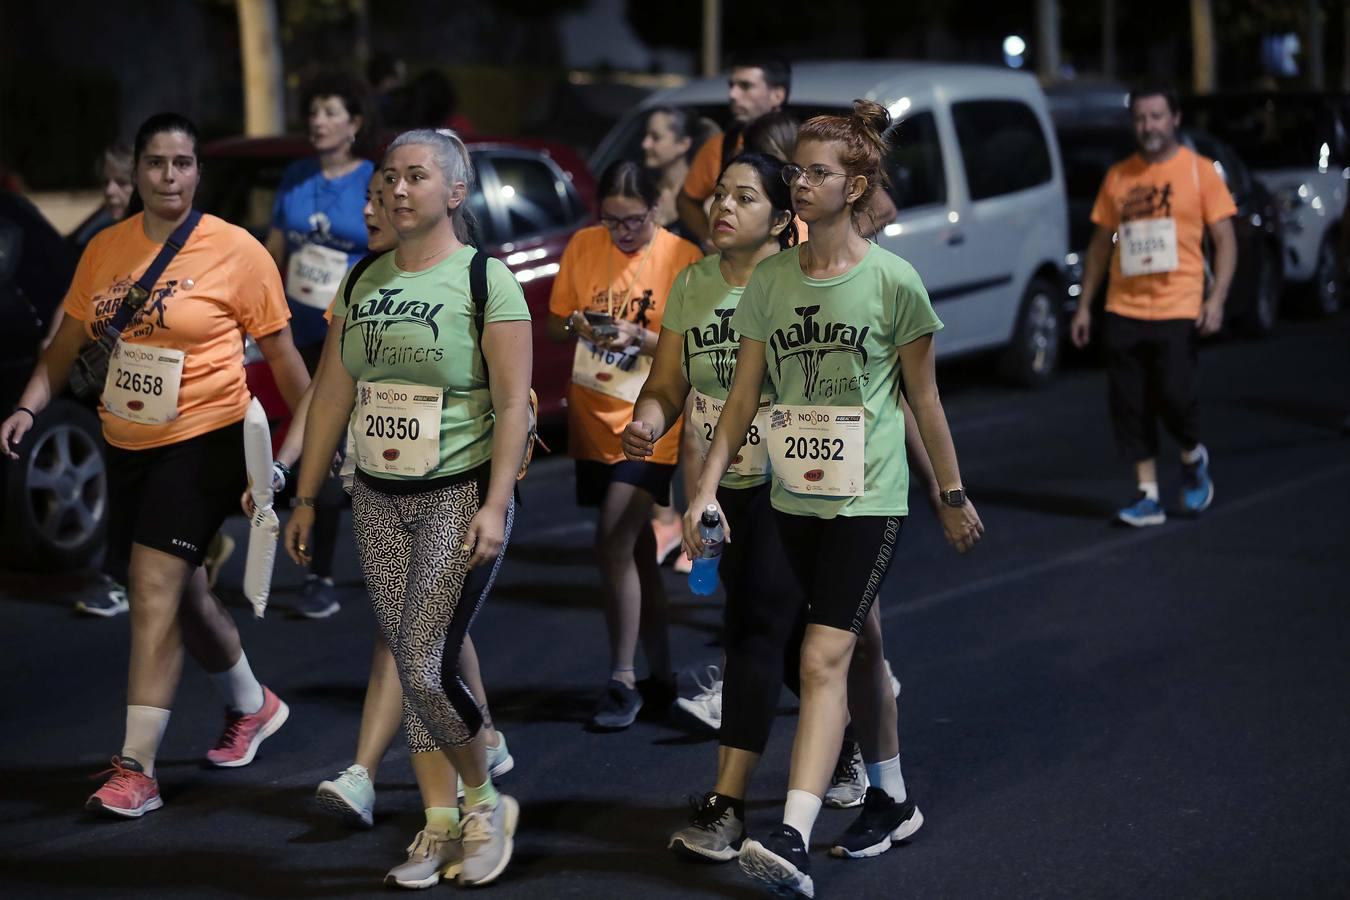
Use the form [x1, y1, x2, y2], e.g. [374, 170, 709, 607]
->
[1000, 276, 1061, 388]
[1238, 242, 1282, 337]
[1308, 231, 1342, 316]
[1, 398, 108, 571]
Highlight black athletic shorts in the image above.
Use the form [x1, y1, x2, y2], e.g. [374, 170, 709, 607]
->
[574, 459, 674, 508]
[773, 510, 904, 633]
[105, 421, 248, 568]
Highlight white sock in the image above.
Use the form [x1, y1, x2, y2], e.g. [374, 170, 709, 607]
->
[211, 652, 265, 715]
[865, 755, 907, 803]
[783, 789, 822, 846]
[1138, 481, 1160, 501]
[122, 705, 171, 777]
[1181, 444, 1206, 465]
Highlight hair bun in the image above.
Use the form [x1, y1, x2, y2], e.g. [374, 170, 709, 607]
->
[851, 99, 891, 136]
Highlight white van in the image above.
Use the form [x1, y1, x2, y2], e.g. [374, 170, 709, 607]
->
[593, 61, 1071, 386]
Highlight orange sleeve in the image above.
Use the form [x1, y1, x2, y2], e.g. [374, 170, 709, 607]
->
[235, 231, 292, 338]
[1199, 158, 1238, 225]
[682, 134, 724, 202]
[1089, 167, 1119, 229]
[60, 234, 104, 324]
[549, 231, 586, 318]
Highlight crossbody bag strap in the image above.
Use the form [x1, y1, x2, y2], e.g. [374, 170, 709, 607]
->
[104, 208, 203, 340]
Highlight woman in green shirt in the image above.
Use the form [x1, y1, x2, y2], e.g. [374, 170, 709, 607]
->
[687, 102, 984, 897]
[284, 129, 532, 889]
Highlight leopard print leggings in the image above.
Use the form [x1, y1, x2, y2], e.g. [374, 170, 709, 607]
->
[352, 474, 513, 752]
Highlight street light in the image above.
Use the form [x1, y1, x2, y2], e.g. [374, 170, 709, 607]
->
[1003, 35, 1027, 70]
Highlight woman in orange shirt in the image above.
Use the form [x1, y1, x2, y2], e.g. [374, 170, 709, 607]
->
[0, 113, 311, 819]
[547, 161, 702, 730]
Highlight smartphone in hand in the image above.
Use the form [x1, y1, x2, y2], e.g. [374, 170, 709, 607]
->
[583, 310, 620, 338]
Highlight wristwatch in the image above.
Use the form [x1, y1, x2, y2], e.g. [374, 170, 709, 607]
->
[939, 488, 967, 508]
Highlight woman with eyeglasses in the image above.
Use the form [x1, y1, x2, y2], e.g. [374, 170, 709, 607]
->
[546, 160, 702, 731]
[685, 101, 984, 897]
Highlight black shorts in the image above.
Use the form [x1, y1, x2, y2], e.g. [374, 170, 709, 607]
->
[574, 459, 675, 508]
[773, 510, 904, 633]
[105, 421, 248, 567]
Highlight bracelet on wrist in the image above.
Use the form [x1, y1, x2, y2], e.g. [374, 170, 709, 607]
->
[293, 496, 317, 508]
[14, 407, 35, 421]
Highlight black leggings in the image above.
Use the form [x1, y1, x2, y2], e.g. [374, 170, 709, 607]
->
[773, 511, 904, 635]
[717, 484, 807, 755]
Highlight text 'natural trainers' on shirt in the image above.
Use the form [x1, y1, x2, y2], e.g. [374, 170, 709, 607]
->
[85, 756, 162, 819]
[206, 685, 289, 767]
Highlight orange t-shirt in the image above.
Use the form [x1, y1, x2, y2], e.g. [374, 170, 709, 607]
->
[63, 213, 291, 450]
[1090, 146, 1237, 321]
[549, 226, 701, 464]
[685, 133, 740, 202]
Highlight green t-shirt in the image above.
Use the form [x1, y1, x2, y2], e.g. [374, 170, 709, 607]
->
[731, 243, 943, 518]
[333, 246, 531, 482]
[661, 254, 769, 490]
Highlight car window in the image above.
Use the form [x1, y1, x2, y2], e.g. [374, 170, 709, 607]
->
[888, 111, 946, 210]
[195, 157, 291, 241]
[486, 153, 576, 242]
[951, 100, 1054, 200]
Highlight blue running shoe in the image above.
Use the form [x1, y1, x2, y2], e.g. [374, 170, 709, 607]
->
[1180, 445, 1214, 514]
[1116, 493, 1166, 527]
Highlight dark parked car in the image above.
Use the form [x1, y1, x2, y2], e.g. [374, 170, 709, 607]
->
[1055, 122, 1284, 336]
[195, 135, 596, 429]
[0, 191, 107, 570]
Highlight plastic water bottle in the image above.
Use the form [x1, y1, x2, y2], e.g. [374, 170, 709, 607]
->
[688, 505, 724, 597]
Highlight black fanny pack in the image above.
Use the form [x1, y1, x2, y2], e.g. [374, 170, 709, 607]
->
[69, 209, 202, 401]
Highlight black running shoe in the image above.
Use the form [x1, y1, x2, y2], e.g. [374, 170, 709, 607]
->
[636, 673, 677, 720]
[830, 787, 924, 859]
[669, 791, 745, 862]
[738, 824, 813, 898]
[589, 680, 643, 731]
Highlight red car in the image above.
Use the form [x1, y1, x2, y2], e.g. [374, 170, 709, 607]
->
[196, 134, 595, 441]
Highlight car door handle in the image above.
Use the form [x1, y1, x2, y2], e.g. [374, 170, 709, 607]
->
[945, 229, 965, 246]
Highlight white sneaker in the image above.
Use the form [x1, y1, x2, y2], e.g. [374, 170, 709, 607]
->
[824, 739, 869, 809]
[675, 665, 722, 730]
[457, 731, 515, 799]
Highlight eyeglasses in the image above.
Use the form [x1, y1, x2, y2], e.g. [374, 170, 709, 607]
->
[782, 164, 848, 187]
[599, 210, 652, 232]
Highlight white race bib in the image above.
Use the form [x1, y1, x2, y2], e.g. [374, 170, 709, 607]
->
[353, 381, 443, 477]
[767, 404, 866, 497]
[571, 339, 651, 403]
[1119, 217, 1179, 277]
[286, 242, 350, 309]
[690, 390, 771, 477]
[101, 341, 185, 425]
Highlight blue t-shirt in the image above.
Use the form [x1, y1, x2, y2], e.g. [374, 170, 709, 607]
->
[271, 157, 374, 347]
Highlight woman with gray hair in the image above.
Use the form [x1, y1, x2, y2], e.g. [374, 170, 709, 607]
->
[284, 128, 533, 889]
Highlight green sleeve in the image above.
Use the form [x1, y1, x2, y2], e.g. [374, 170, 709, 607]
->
[484, 257, 531, 323]
[730, 267, 770, 342]
[892, 265, 944, 348]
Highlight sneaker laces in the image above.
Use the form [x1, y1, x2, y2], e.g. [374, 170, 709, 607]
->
[92, 756, 145, 788]
[690, 664, 722, 699]
[460, 806, 496, 844]
[686, 793, 731, 831]
[333, 765, 367, 792]
[213, 711, 249, 751]
[831, 743, 861, 787]
[404, 827, 450, 861]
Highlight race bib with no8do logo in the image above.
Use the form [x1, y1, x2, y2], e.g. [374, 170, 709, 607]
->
[767, 404, 866, 497]
[1119, 217, 1179, 277]
[690, 390, 771, 477]
[286, 242, 350, 309]
[353, 381, 443, 477]
[101, 341, 185, 425]
[571, 339, 652, 403]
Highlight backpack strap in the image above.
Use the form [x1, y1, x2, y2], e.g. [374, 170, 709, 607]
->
[470, 248, 490, 359]
[337, 249, 389, 360]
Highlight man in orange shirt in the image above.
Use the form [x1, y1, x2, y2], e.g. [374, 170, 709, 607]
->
[1071, 82, 1237, 527]
[676, 55, 791, 246]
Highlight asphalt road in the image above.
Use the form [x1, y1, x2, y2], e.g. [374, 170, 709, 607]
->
[2, 315, 1348, 899]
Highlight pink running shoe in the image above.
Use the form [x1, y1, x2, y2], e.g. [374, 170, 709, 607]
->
[206, 686, 289, 768]
[86, 756, 162, 818]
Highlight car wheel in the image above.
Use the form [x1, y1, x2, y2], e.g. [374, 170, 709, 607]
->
[1240, 242, 1282, 337]
[2, 398, 107, 570]
[1310, 232, 1342, 316]
[1000, 277, 1061, 388]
